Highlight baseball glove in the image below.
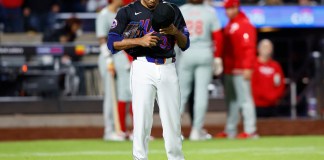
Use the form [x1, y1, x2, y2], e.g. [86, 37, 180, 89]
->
[122, 21, 143, 39]
[122, 22, 144, 55]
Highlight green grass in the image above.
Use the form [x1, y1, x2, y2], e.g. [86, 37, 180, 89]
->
[0, 136, 324, 160]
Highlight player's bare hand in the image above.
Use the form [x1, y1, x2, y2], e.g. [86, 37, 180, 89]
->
[243, 69, 253, 80]
[213, 58, 223, 76]
[159, 24, 178, 35]
[140, 32, 159, 47]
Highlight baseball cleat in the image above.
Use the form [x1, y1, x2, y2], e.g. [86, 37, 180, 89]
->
[189, 128, 212, 141]
[214, 131, 236, 139]
[103, 132, 126, 141]
[181, 134, 185, 141]
[214, 132, 228, 138]
[236, 132, 259, 139]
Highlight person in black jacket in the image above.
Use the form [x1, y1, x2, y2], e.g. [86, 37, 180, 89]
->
[42, 17, 82, 43]
[23, 0, 60, 32]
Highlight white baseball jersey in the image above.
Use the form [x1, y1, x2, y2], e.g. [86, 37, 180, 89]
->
[180, 4, 221, 49]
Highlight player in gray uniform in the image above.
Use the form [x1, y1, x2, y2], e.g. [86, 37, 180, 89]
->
[96, 0, 127, 141]
[179, 0, 223, 140]
[113, 50, 133, 136]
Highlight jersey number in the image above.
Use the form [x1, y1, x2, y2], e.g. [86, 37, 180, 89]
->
[159, 36, 171, 50]
[186, 20, 203, 36]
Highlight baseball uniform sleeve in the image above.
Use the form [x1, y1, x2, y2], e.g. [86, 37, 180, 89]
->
[210, 8, 223, 58]
[172, 4, 190, 51]
[107, 7, 129, 54]
[213, 31, 223, 58]
[241, 24, 257, 69]
[265, 62, 285, 102]
[275, 62, 286, 99]
[251, 61, 263, 104]
[210, 8, 221, 32]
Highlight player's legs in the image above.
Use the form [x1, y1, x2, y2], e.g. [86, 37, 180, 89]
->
[188, 82, 195, 125]
[233, 75, 257, 134]
[114, 53, 132, 133]
[103, 73, 116, 137]
[131, 60, 156, 160]
[98, 53, 115, 138]
[178, 62, 194, 114]
[192, 64, 212, 130]
[224, 75, 240, 138]
[129, 102, 134, 127]
[156, 63, 185, 160]
[117, 101, 127, 132]
[114, 53, 132, 101]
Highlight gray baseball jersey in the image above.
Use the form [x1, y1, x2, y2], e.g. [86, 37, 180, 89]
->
[96, 7, 116, 38]
[180, 3, 221, 50]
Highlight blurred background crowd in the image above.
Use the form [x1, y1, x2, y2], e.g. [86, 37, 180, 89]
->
[0, 0, 322, 33]
[0, 0, 323, 123]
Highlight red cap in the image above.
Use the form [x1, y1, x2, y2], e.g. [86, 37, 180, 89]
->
[108, 0, 132, 5]
[123, 0, 133, 5]
[223, 0, 240, 8]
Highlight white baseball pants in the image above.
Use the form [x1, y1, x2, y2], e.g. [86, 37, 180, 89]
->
[130, 58, 185, 160]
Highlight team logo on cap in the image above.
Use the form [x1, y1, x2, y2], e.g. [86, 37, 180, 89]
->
[111, 19, 118, 29]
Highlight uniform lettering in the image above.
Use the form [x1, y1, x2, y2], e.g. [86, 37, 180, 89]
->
[139, 19, 154, 34]
[186, 20, 203, 36]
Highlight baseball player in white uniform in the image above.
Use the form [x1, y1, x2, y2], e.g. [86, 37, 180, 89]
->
[179, 0, 223, 140]
[108, 1, 190, 159]
[96, 0, 127, 141]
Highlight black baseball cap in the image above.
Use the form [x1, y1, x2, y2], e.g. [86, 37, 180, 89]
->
[151, 2, 175, 32]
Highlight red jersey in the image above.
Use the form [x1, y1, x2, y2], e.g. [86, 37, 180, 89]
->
[221, 11, 257, 74]
[0, 0, 23, 8]
[252, 59, 285, 107]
